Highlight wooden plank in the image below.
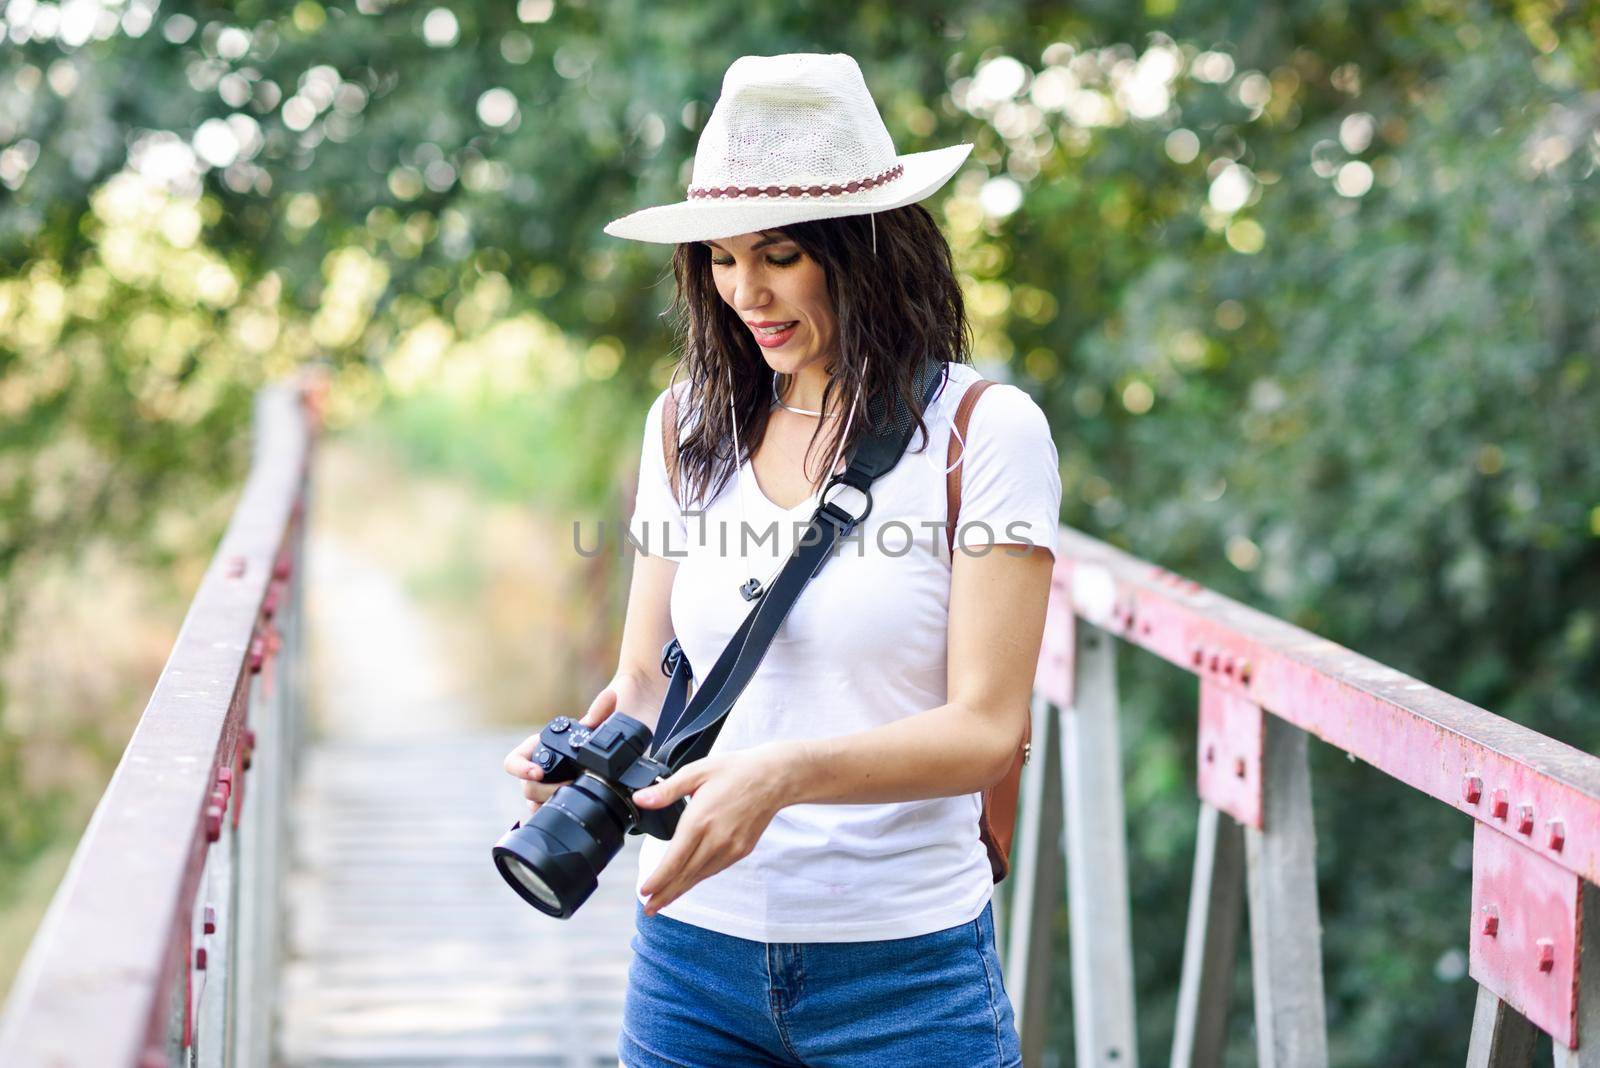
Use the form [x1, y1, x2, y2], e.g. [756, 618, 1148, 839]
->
[1170, 803, 1245, 1068]
[1244, 715, 1328, 1068]
[1062, 623, 1140, 1067]
[278, 733, 638, 1068]
[1465, 984, 1538, 1067]
[1006, 692, 1063, 1066]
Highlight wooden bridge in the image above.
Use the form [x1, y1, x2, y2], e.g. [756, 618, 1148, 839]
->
[1, 380, 1597, 1067]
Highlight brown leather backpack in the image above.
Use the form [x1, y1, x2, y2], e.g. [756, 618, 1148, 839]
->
[661, 379, 1029, 884]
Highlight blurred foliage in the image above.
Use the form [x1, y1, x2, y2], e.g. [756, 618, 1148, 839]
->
[2, 0, 1598, 1060]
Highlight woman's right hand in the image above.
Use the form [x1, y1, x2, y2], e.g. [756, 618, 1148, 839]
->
[503, 686, 621, 815]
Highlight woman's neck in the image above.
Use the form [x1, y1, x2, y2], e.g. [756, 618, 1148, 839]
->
[779, 362, 844, 417]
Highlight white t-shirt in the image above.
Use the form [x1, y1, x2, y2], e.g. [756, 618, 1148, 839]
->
[626, 361, 1061, 942]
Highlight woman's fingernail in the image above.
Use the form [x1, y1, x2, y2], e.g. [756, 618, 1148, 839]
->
[635, 789, 656, 805]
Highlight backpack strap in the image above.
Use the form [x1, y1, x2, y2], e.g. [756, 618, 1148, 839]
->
[945, 379, 995, 556]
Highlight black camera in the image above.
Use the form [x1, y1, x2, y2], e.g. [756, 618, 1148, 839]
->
[492, 712, 684, 918]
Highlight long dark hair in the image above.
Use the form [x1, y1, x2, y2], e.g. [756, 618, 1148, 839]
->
[665, 203, 971, 509]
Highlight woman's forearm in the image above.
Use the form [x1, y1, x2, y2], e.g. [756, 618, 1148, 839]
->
[774, 700, 1025, 807]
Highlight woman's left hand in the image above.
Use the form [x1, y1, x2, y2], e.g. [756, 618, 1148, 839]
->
[633, 741, 799, 915]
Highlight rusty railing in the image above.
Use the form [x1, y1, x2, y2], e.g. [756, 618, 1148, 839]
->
[1002, 526, 1600, 1067]
[0, 382, 317, 1067]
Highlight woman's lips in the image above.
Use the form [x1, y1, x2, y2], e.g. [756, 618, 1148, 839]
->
[750, 321, 799, 348]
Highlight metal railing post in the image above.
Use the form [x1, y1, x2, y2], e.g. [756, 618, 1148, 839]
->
[231, 680, 262, 1066]
[1006, 691, 1064, 1064]
[1063, 621, 1140, 1067]
[232, 410, 311, 1068]
[1244, 714, 1328, 1067]
[1551, 882, 1600, 1068]
[1170, 802, 1245, 1067]
[192, 793, 235, 1067]
[1466, 984, 1538, 1066]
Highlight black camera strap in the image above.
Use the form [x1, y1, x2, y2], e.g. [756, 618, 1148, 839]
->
[649, 358, 949, 771]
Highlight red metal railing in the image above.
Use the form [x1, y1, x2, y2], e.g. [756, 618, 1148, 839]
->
[1002, 527, 1600, 1066]
[0, 381, 318, 1067]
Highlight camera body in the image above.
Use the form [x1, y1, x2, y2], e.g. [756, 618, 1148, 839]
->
[530, 713, 682, 840]
[492, 711, 686, 918]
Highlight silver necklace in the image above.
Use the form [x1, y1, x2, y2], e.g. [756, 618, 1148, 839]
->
[729, 373, 860, 601]
[772, 376, 823, 417]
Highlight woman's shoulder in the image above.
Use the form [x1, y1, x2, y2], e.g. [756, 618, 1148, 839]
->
[940, 365, 1052, 438]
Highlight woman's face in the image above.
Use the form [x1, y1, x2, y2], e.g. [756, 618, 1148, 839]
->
[703, 229, 836, 377]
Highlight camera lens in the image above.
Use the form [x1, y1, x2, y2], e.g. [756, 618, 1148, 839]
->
[492, 774, 634, 918]
[501, 856, 562, 912]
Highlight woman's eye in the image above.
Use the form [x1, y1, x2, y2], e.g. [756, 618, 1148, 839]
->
[709, 251, 800, 268]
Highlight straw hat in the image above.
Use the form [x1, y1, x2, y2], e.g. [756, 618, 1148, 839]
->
[602, 53, 973, 244]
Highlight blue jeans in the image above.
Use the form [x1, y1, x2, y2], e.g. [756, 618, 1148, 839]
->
[619, 900, 1023, 1067]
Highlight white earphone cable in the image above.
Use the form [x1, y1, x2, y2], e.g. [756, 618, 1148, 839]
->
[728, 366, 755, 576]
[732, 363, 865, 597]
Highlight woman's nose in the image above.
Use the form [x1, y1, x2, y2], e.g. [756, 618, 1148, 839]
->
[733, 265, 771, 311]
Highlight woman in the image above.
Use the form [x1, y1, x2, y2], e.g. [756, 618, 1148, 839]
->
[505, 53, 1059, 1066]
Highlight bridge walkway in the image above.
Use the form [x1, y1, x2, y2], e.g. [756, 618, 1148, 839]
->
[277, 534, 637, 1067]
